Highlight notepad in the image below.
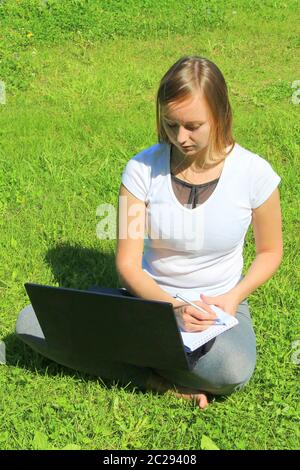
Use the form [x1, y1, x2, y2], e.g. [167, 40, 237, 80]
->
[180, 305, 239, 352]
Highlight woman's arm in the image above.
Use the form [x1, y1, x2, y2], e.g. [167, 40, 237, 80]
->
[116, 183, 184, 308]
[229, 187, 283, 303]
[117, 266, 182, 308]
[116, 183, 226, 326]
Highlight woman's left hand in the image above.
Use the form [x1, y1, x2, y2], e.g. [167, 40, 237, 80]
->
[199, 292, 240, 317]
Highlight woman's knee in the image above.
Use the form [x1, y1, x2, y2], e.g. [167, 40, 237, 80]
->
[16, 304, 32, 335]
[15, 304, 44, 339]
[176, 343, 256, 395]
[218, 360, 256, 394]
[153, 357, 256, 396]
[204, 313, 256, 394]
[202, 350, 257, 395]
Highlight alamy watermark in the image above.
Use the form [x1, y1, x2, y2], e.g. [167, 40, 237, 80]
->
[291, 80, 300, 105]
[0, 340, 6, 365]
[0, 80, 6, 105]
[291, 340, 300, 365]
[96, 197, 205, 248]
[96, 203, 117, 240]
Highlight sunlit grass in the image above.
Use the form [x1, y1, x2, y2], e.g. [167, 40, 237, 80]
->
[0, 0, 299, 450]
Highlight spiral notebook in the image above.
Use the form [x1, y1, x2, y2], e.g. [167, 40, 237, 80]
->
[180, 305, 239, 352]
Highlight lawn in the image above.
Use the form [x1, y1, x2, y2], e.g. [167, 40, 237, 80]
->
[0, 0, 299, 450]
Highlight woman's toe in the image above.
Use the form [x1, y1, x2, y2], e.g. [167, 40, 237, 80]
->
[198, 393, 208, 409]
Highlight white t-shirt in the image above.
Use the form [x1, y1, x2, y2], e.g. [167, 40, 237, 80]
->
[121, 142, 281, 300]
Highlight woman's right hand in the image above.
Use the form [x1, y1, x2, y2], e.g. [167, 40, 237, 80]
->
[173, 300, 217, 332]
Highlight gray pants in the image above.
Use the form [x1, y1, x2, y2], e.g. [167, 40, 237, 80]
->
[15, 283, 256, 396]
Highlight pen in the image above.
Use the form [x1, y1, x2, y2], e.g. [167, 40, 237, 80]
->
[175, 293, 225, 325]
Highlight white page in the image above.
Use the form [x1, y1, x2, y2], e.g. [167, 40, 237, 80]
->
[180, 305, 239, 352]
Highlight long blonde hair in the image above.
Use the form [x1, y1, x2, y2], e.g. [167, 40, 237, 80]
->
[156, 56, 235, 166]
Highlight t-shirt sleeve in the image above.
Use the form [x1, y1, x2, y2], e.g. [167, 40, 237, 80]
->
[121, 153, 151, 202]
[250, 155, 281, 209]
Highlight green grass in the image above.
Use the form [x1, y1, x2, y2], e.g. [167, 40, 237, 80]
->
[0, 0, 299, 450]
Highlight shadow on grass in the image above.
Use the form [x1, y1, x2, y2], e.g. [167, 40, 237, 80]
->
[5, 241, 229, 406]
[3, 332, 229, 407]
[44, 241, 120, 291]
[4, 241, 148, 393]
[3, 331, 149, 396]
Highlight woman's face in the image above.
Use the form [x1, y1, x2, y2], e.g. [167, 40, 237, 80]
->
[162, 93, 212, 156]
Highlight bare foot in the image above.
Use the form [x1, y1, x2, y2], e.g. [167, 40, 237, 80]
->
[146, 372, 209, 409]
[173, 389, 209, 409]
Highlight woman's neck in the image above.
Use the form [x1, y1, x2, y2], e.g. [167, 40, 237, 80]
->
[171, 144, 221, 174]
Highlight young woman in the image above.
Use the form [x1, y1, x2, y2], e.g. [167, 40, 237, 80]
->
[16, 56, 282, 409]
[115, 55, 283, 408]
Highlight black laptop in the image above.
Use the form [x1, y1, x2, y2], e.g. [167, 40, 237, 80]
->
[24, 283, 210, 371]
